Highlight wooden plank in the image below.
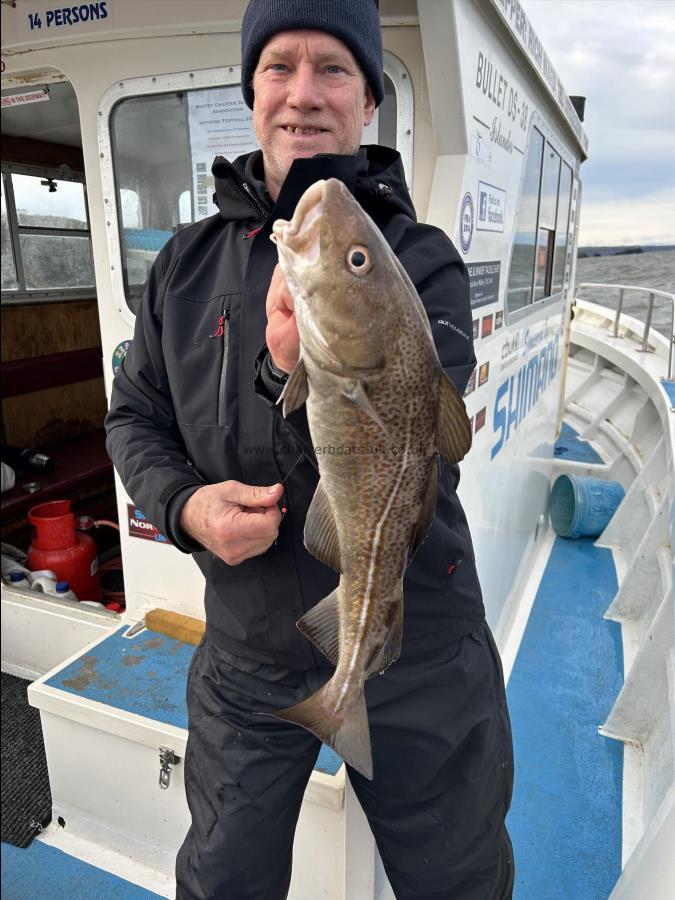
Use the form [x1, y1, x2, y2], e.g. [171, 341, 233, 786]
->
[145, 610, 206, 647]
[2, 378, 107, 447]
[1, 300, 99, 361]
[1, 348, 103, 398]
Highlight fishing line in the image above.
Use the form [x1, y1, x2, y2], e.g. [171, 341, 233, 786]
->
[281, 451, 305, 486]
[279, 450, 306, 515]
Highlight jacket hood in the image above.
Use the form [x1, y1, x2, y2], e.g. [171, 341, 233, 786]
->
[211, 144, 416, 226]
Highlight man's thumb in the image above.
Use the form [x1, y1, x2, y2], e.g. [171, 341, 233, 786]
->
[229, 481, 282, 508]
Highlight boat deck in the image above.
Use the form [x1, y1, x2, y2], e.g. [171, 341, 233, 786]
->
[3, 430, 626, 899]
[3, 527, 625, 899]
[1, 841, 162, 899]
[3, 350, 670, 898]
[504, 422, 624, 898]
[506, 535, 623, 897]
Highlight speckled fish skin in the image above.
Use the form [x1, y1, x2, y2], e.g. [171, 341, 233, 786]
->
[269, 179, 472, 779]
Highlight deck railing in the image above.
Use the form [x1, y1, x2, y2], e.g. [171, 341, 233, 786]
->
[576, 283, 675, 380]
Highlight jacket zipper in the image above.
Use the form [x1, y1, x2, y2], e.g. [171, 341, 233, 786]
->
[217, 306, 231, 427]
[234, 178, 269, 223]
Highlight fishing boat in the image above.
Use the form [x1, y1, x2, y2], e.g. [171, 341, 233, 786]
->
[1, 1, 672, 897]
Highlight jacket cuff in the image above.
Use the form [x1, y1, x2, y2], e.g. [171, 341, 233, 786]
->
[253, 344, 318, 472]
[164, 483, 207, 553]
[254, 345, 286, 404]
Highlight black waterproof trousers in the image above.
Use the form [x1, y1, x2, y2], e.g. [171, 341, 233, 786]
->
[175, 622, 514, 900]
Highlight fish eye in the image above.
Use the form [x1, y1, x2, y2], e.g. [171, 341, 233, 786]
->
[346, 245, 371, 275]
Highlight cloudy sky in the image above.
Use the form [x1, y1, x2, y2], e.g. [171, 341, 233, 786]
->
[522, 0, 675, 246]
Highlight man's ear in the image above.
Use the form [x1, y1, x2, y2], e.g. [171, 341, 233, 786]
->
[363, 84, 376, 126]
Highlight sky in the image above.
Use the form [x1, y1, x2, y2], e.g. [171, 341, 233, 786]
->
[522, 0, 675, 246]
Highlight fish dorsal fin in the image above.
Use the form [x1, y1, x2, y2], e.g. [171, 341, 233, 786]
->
[341, 379, 387, 432]
[409, 460, 438, 561]
[437, 371, 472, 464]
[366, 593, 403, 677]
[304, 481, 342, 572]
[279, 357, 309, 417]
[296, 588, 340, 665]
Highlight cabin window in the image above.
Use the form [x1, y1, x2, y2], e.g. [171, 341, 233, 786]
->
[110, 85, 259, 314]
[178, 191, 192, 224]
[506, 128, 574, 316]
[1, 180, 18, 291]
[1, 167, 94, 302]
[364, 72, 398, 149]
[551, 162, 572, 294]
[505, 128, 544, 313]
[533, 144, 560, 301]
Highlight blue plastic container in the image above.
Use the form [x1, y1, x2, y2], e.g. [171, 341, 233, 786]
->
[550, 474, 625, 539]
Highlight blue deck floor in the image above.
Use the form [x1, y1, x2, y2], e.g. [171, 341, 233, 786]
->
[506, 536, 624, 899]
[1, 841, 163, 898]
[554, 422, 605, 465]
[660, 378, 675, 407]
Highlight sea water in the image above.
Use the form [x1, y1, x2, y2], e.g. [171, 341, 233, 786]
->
[575, 249, 675, 337]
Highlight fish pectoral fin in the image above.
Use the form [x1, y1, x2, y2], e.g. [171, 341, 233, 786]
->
[278, 357, 309, 416]
[366, 595, 404, 677]
[304, 481, 342, 572]
[275, 681, 374, 780]
[297, 588, 340, 665]
[436, 371, 473, 464]
[341, 380, 387, 432]
[409, 460, 438, 561]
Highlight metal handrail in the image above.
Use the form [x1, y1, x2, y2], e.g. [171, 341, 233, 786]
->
[576, 282, 675, 380]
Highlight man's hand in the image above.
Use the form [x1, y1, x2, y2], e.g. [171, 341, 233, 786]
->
[266, 264, 300, 374]
[180, 481, 283, 565]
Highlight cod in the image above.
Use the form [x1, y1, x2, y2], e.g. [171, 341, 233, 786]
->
[270, 179, 472, 780]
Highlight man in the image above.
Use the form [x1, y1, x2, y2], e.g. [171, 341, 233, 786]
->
[105, 1, 515, 897]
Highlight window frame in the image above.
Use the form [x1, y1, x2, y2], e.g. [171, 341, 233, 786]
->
[99, 53, 414, 324]
[1, 162, 95, 306]
[505, 112, 578, 326]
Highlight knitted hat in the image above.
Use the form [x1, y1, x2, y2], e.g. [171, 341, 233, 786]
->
[241, 0, 384, 110]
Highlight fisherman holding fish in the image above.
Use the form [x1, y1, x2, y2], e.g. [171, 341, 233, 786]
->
[106, 1, 515, 897]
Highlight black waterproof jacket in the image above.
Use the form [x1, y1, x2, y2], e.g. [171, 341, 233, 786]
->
[105, 146, 485, 669]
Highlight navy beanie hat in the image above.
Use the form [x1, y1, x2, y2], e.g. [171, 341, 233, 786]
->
[241, 0, 384, 109]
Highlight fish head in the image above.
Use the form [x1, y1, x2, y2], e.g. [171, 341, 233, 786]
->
[272, 178, 400, 373]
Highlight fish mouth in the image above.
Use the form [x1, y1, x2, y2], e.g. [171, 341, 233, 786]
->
[272, 179, 326, 267]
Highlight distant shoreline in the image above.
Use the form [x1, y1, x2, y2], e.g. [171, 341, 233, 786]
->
[578, 244, 675, 258]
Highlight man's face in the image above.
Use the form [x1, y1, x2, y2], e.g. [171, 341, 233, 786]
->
[252, 30, 376, 200]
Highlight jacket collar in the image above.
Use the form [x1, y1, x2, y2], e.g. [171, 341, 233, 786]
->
[211, 145, 416, 226]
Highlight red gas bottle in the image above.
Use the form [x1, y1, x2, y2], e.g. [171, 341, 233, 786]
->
[27, 500, 101, 601]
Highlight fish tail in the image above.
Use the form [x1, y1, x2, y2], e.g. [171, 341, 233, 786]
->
[275, 682, 373, 780]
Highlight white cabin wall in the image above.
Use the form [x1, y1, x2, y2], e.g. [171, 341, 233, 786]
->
[0, 1, 248, 51]
[417, 0, 468, 230]
[417, 0, 586, 637]
[382, 22, 436, 222]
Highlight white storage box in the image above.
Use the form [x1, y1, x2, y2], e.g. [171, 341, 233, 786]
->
[28, 625, 392, 899]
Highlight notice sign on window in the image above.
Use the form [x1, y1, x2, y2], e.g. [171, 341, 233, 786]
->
[187, 86, 258, 221]
[1, 89, 50, 108]
[467, 260, 501, 309]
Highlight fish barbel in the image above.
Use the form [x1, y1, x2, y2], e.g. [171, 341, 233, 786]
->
[270, 178, 472, 779]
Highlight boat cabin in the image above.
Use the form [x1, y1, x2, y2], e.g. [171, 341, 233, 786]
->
[2, 3, 672, 898]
